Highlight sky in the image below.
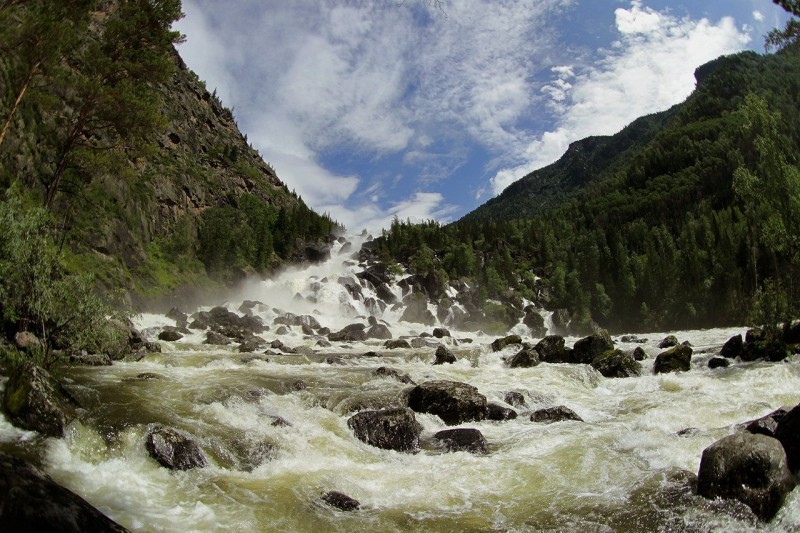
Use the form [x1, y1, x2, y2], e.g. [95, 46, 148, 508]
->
[174, 0, 792, 232]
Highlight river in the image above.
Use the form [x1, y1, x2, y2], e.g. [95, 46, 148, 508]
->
[1, 237, 799, 531]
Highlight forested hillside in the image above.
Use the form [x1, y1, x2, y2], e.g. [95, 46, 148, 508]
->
[374, 48, 800, 333]
[0, 0, 338, 302]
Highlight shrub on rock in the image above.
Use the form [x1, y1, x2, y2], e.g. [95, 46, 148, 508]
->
[697, 432, 794, 521]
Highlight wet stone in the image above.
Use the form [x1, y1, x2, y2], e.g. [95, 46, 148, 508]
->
[321, 491, 360, 512]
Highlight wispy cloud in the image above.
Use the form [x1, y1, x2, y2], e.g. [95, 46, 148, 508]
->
[488, 1, 750, 195]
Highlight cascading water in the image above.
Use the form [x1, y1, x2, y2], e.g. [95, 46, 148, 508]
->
[1, 236, 799, 532]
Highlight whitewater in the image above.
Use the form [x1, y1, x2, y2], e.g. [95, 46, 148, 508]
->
[1, 237, 799, 532]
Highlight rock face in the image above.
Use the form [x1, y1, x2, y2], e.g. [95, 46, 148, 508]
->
[530, 406, 583, 423]
[697, 432, 795, 521]
[346, 408, 422, 452]
[591, 349, 642, 378]
[433, 345, 457, 365]
[408, 380, 487, 425]
[653, 345, 693, 374]
[506, 348, 540, 368]
[0, 453, 128, 532]
[775, 403, 800, 474]
[321, 491, 360, 512]
[145, 426, 208, 470]
[433, 428, 488, 454]
[571, 330, 614, 364]
[1, 363, 74, 438]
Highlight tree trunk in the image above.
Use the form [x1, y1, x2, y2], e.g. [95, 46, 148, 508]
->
[44, 120, 82, 209]
[0, 61, 39, 149]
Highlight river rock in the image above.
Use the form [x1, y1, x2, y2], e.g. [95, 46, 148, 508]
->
[408, 380, 487, 425]
[504, 391, 526, 408]
[433, 345, 457, 365]
[346, 408, 422, 452]
[486, 402, 517, 421]
[658, 335, 679, 349]
[708, 356, 730, 369]
[366, 323, 392, 340]
[374, 367, 415, 385]
[1, 363, 74, 438]
[535, 335, 567, 363]
[433, 428, 488, 454]
[774, 403, 800, 474]
[491, 334, 522, 352]
[0, 453, 128, 532]
[653, 345, 693, 374]
[506, 348, 540, 368]
[400, 293, 435, 326]
[145, 425, 208, 470]
[591, 349, 642, 378]
[741, 408, 787, 438]
[522, 308, 547, 337]
[157, 327, 183, 342]
[697, 432, 794, 521]
[329, 323, 368, 342]
[321, 491, 360, 512]
[384, 339, 411, 349]
[742, 339, 790, 362]
[14, 331, 41, 352]
[571, 330, 614, 364]
[68, 352, 112, 366]
[530, 406, 583, 423]
[204, 331, 232, 345]
[720, 334, 744, 359]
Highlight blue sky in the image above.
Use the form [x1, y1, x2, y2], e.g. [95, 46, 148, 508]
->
[175, 0, 791, 231]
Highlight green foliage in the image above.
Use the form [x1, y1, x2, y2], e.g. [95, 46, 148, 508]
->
[0, 187, 128, 366]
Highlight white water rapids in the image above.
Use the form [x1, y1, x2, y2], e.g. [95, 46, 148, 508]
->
[1, 237, 799, 531]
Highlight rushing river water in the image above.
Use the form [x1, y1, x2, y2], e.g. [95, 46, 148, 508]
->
[1, 238, 799, 532]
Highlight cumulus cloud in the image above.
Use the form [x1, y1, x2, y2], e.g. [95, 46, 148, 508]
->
[488, 1, 751, 195]
[753, 11, 765, 22]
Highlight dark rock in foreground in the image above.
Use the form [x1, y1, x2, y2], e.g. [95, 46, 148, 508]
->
[708, 356, 730, 369]
[408, 380, 487, 426]
[535, 335, 567, 363]
[720, 334, 744, 359]
[347, 408, 422, 453]
[433, 428, 488, 454]
[491, 334, 522, 352]
[697, 432, 794, 521]
[506, 348, 540, 368]
[530, 406, 583, 423]
[591, 349, 642, 378]
[658, 335, 679, 349]
[2, 363, 74, 438]
[775, 403, 800, 474]
[653, 345, 693, 374]
[321, 491, 360, 512]
[145, 425, 208, 470]
[571, 330, 614, 364]
[157, 328, 183, 341]
[741, 408, 787, 438]
[0, 453, 128, 532]
[486, 402, 517, 421]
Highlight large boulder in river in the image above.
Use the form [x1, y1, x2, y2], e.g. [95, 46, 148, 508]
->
[522, 308, 547, 337]
[329, 323, 367, 342]
[486, 402, 517, 421]
[535, 335, 567, 363]
[0, 453, 128, 532]
[433, 428, 488, 454]
[347, 408, 422, 452]
[408, 380, 487, 425]
[400, 293, 435, 326]
[571, 329, 614, 364]
[774, 403, 800, 474]
[658, 335, 679, 349]
[506, 348, 540, 368]
[433, 345, 457, 365]
[697, 432, 794, 521]
[366, 323, 392, 340]
[653, 345, 693, 374]
[384, 339, 411, 350]
[741, 408, 787, 438]
[490, 334, 522, 352]
[720, 334, 744, 359]
[1, 363, 74, 438]
[145, 425, 208, 470]
[591, 349, 642, 378]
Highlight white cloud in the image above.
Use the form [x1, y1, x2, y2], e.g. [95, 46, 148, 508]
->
[753, 10, 765, 22]
[320, 192, 459, 234]
[489, 1, 750, 195]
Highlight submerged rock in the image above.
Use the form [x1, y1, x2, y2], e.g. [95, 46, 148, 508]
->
[0, 453, 128, 532]
[1, 363, 74, 438]
[433, 428, 488, 454]
[530, 406, 583, 423]
[433, 345, 457, 365]
[321, 491, 360, 512]
[347, 408, 422, 452]
[145, 425, 208, 470]
[653, 345, 693, 374]
[408, 380, 487, 426]
[697, 432, 794, 521]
